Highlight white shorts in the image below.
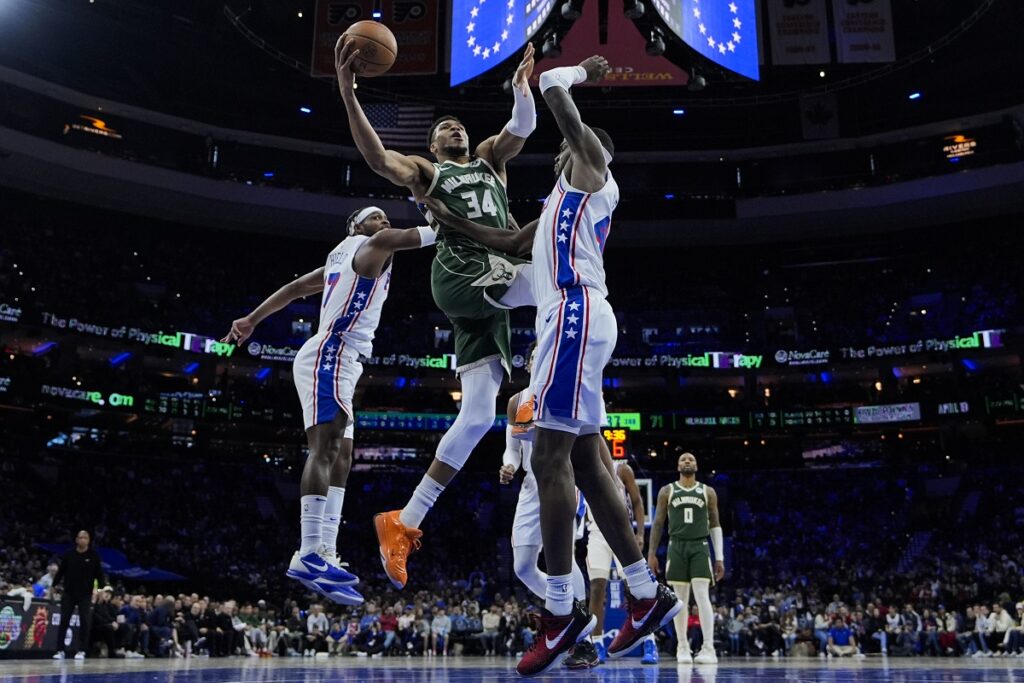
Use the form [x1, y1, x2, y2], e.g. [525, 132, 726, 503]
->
[530, 288, 617, 435]
[586, 527, 621, 581]
[511, 473, 585, 548]
[293, 333, 363, 431]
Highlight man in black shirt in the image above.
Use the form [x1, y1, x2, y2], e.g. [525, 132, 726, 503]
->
[52, 530, 105, 660]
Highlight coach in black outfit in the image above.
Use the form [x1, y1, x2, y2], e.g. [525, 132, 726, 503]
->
[53, 530, 105, 659]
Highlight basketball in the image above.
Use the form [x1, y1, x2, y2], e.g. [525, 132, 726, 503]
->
[343, 21, 397, 77]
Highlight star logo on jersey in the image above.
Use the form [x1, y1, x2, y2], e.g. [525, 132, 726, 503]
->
[567, 313, 579, 325]
[322, 362, 333, 372]
[565, 328, 578, 339]
[557, 234, 568, 243]
[559, 221, 570, 231]
[561, 208, 573, 219]
[352, 300, 364, 310]
[567, 301, 581, 311]
[355, 291, 367, 300]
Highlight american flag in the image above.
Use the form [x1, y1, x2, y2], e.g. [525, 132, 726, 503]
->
[363, 103, 436, 151]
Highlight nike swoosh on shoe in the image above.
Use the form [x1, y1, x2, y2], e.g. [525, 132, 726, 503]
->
[631, 602, 659, 630]
[545, 620, 574, 650]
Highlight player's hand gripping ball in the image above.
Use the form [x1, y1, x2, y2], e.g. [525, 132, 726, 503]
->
[340, 21, 397, 77]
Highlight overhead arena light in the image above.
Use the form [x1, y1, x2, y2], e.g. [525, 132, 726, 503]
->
[561, 0, 584, 20]
[542, 31, 562, 59]
[646, 27, 665, 56]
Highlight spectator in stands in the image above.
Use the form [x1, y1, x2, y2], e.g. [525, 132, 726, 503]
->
[863, 606, 888, 655]
[480, 605, 501, 655]
[974, 604, 994, 656]
[1006, 603, 1024, 656]
[174, 601, 200, 657]
[305, 604, 329, 656]
[991, 603, 1014, 654]
[359, 621, 387, 657]
[918, 608, 941, 656]
[38, 563, 58, 598]
[52, 530, 105, 660]
[430, 608, 451, 657]
[91, 586, 123, 657]
[781, 610, 798, 654]
[936, 606, 957, 656]
[379, 605, 398, 654]
[327, 621, 346, 656]
[956, 606, 978, 656]
[827, 617, 859, 657]
[144, 596, 175, 656]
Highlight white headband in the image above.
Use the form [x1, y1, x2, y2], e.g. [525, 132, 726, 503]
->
[353, 206, 385, 227]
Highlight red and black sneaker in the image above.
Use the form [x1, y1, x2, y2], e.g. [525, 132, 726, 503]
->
[607, 583, 683, 659]
[516, 604, 597, 677]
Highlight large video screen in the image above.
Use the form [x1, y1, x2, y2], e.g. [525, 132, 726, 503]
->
[650, 0, 759, 80]
[450, 0, 557, 86]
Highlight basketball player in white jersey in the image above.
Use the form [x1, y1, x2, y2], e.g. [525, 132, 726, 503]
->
[583, 458, 658, 665]
[223, 207, 435, 605]
[422, 57, 682, 675]
[499, 349, 601, 668]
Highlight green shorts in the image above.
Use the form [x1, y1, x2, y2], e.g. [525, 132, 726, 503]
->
[430, 241, 529, 374]
[666, 538, 714, 584]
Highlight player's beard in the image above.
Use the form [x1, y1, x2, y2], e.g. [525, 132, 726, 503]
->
[443, 143, 469, 158]
[679, 466, 697, 476]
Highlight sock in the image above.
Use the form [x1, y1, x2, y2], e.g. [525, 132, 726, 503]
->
[692, 580, 715, 652]
[322, 486, 345, 555]
[545, 573, 574, 617]
[672, 583, 691, 653]
[300, 495, 327, 554]
[571, 560, 587, 602]
[399, 475, 445, 529]
[622, 559, 657, 600]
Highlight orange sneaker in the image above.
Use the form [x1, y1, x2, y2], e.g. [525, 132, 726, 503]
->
[511, 395, 535, 441]
[374, 510, 422, 589]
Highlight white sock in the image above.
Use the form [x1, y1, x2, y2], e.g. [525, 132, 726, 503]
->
[672, 583, 691, 652]
[300, 495, 326, 554]
[622, 559, 657, 600]
[692, 580, 715, 651]
[571, 560, 587, 602]
[322, 486, 345, 554]
[399, 475, 445, 529]
[545, 573, 574, 617]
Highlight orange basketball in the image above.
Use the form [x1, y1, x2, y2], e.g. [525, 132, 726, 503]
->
[343, 21, 397, 77]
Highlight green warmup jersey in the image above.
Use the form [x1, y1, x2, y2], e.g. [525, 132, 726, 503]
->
[667, 482, 711, 541]
[424, 157, 527, 373]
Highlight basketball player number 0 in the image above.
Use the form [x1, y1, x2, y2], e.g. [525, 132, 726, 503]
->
[460, 190, 499, 219]
[684, 508, 693, 524]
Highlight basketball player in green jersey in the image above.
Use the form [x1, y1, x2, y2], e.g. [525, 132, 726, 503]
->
[648, 452, 725, 664]
[334, 37, 540, 588]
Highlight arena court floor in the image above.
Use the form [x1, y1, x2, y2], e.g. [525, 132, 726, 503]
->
[1, 658, 1023, 683]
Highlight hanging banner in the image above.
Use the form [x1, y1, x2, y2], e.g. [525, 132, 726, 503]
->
[800, 92, 840, 140]
[767, 0, 831, 65]
[311, 0, 438, 77]
[531, 0, 691, 87]
[832, 0, 896, 63]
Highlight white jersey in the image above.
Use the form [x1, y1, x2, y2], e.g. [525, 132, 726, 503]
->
[318, 235, 391, 357]
[531, 170, 619, 310]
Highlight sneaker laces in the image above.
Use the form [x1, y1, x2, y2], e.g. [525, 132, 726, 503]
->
[404, 527, 423, 554]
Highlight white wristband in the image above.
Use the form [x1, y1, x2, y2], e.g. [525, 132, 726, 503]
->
[710, 526, 724, 562]
[505, 85, 536, 138]
[416, 225, 437, 247]
[539, 66, 587, 93]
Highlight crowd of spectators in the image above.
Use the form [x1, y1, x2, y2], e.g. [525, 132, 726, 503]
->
[4, 440, 1024, 660]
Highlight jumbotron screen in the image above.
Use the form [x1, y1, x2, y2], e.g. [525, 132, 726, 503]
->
[449, 0, 558, 86]
[650, 0, 760, 80]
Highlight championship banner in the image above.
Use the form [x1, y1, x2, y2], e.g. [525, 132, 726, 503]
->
[831, 0, 896, 63]
[530, 0, 690, 87]
[311, 0, 438, 77]
[767, 0, 830, 65]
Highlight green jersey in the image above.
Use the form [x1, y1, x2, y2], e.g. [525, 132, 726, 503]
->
[426, 157, 511, 250]
[667, 482, 711, 541]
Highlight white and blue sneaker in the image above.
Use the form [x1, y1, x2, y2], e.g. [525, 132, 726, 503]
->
[318, 582, 365, 606]
[286, 544, 359, 587]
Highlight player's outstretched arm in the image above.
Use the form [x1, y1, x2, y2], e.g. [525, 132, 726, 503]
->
[351, 226, 437, 279]
[419, 197, 536, 256]
[476, 43, 537, 179]
[335, 38, 433, 194]
[647, 484, 671, 576]
[538, 57, 610, 193]
[222, 268, 325, 345]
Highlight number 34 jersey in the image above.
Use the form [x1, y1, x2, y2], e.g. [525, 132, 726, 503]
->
[425, 157, 511, 249]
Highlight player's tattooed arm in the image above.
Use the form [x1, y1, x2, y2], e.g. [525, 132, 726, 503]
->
[539, 56, 610, 193]
[419, 197, 537, 256]
[335, 37, 433, 193]
[223, 268, 325, 345]
[647, 484, 671, 576]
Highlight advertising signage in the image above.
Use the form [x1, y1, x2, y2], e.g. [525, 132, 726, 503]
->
[854, 403, 922, 425]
